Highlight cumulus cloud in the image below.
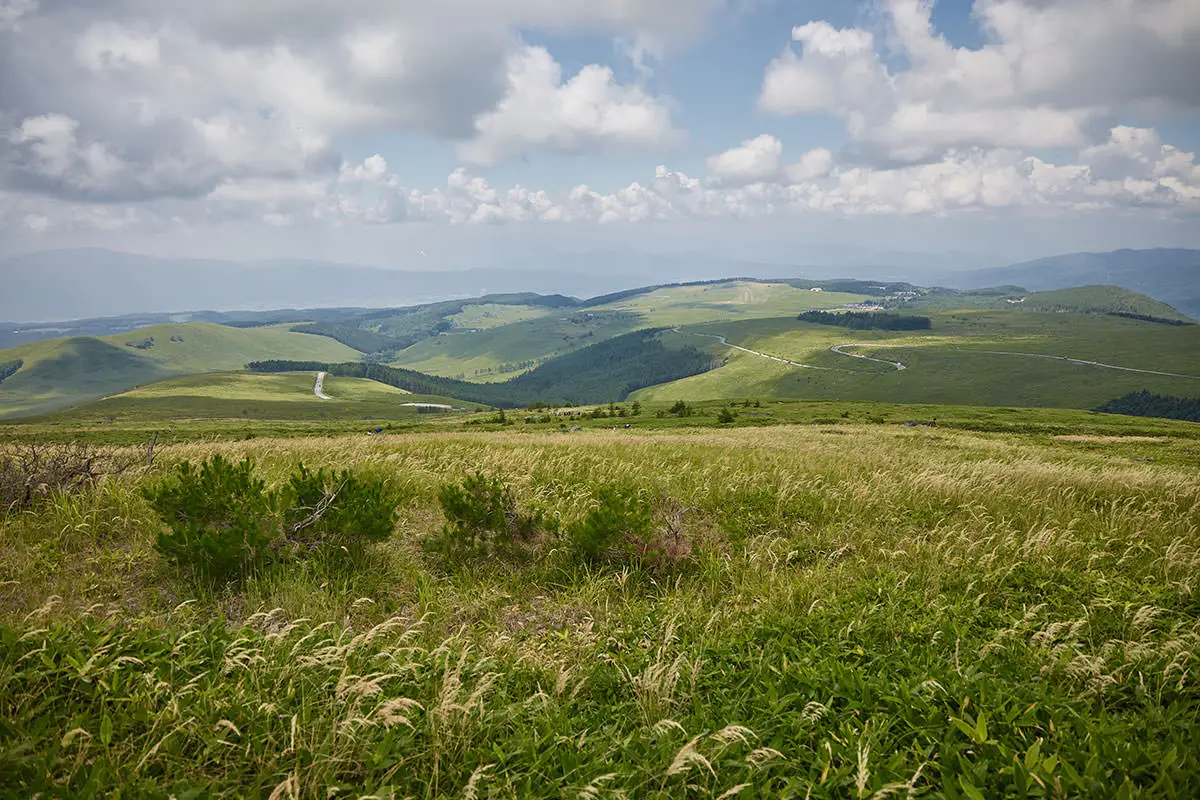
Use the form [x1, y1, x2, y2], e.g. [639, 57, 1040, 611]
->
[11, 125, 1197, 238]
[457, 46, 683, 166]
[760, 0, 1200, 163]
[0, 0, 704, 205]
[707, 135, 783, 184]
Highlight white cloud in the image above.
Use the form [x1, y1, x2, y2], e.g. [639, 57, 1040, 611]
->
[457, 46, 682, 166]
[707, 135, 783, 184]
[0, 0, 36, 31]
[760, 0, 1200, 163]
[0, 1, 702, 207]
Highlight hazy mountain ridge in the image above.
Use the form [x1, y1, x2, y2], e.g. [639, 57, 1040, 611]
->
[4, 246, 1198, 328]
[943, 248, 1200, 317]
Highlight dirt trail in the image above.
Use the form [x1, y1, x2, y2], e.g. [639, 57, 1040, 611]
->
[828, 343, 1200, 379]
[681, 330, 836, 370]
[314, 371, 332, 400]
[829, 344, 907, 371]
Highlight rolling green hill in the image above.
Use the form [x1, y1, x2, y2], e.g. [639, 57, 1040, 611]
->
[29, 372, 482, 427]
[635, 310, 1200, 409]
[0, 323, 360, 419]
[1020, 286, 1193, 320]
[251, 329, 716, 408]
[390, 281, 872, 380]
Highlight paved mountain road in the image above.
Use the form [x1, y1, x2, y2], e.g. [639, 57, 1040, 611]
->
[314, 371, 332, 400]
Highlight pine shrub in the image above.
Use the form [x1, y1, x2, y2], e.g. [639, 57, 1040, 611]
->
[146, 456, 280, 583]
[428, 473, 549, 561]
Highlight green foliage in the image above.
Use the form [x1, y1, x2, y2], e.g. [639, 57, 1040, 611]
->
[249, 329, 715, 408]
[566, 486, 654, 564]
[0, 359, 22, 384]
[428, 473, 549, 560]
[148, 457, 399, 581]
[797, 310, 933, 330]
[283, 465, 399, 556]
[290, 323, 413, 354]
[146, 456, 280, 583]
[1095, 389, 1200, 422]
[668, 400, 692, 417]
[717, 407, 737, 424]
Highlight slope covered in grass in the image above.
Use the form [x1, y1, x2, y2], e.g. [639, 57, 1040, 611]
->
[635, 311, 1200, 408]
[0, 323, 361, 418]
[255, 329, 716, 407]
[36, 371, 481, 425]
[1, 424, 1197, 796]
[1022, 285, 1193, 320]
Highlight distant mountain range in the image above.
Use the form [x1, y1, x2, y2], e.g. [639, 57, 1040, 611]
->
[3, 246, 1198, 324]
[940, 248, 1200, 318]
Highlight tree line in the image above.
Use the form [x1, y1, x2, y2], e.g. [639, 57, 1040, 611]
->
[797, 310, 933, 331]
[1094, 390, 1200, 422]
[0, 359, 22, 385]
[1106, 312, 1195, 327]
[248, 329, 715, 407]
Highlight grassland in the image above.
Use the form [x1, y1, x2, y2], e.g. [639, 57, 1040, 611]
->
[1, 418, 1198, 797]
[636, 312, 1200, 408]
[392, 283, 872, 381]
[4, 371, 483, 437]
[0, 323, 361, 419]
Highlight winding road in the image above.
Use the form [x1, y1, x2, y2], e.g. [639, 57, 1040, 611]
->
[827, 344, 1200, 380]
[829, 344, 907, 371]
[682, 331, 837, 371]
[313, 371, 332, 400]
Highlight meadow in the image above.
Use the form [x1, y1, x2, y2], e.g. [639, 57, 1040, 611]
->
[2, 418, 1199, 797]
[637, 312, 1200, 408]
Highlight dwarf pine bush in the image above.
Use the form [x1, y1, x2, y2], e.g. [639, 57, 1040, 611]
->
[567, 485, 654, 564]
[146, 455, 280, 583]
[283, 465, 399, 558]
[148, 457, 399, 582]
[428, 472, 550, 560]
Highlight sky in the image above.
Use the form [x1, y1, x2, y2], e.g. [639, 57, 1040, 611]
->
[1, 0, 1199, 269]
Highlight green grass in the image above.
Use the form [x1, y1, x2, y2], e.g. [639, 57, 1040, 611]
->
[1020, 286, 1193, 319]
[0, 323, 362, 419]
[635, 311, 1200, 408]
[392, 283, 873, 381]
[1, 422, 1198, 796]
[446, 303, 556, 331]
[391, 312, 644, 381]
[6, 371, 484, 432]
[589, 281, 871, 328]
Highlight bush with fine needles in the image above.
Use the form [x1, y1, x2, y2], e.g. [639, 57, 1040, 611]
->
[427, 472, 552, 561]
[146, 455, 280, 583]
[147, 456, 399, 582]
[567, 485, 654, 564]
[283, 464, 399, 558]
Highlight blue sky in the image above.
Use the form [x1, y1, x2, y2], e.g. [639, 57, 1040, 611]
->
[1, 0, 1199, 266]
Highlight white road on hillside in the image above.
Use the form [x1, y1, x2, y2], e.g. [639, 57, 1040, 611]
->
[829, 344, 908, 371]
[680, 330, 837, 370]
[314, 371, 332, 400]
[828, 344, 1200, 379]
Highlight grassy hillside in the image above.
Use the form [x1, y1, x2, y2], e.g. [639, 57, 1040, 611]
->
[1021, 285, 1193, 319]
[391, 311, 643, 380]
[0, 323, 360, 419]
[392, 282, 870, 381]
[253, 329, 716, 408]
[27, 372, 481, 428]
[1, 423, 1197, 795]
[635, 311, 1200, 408]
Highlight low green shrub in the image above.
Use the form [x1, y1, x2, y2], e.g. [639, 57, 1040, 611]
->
[146, 455, 281, 583]
[148, 457, 399, 582]
[427, 473, 551, 561]
[282, 465, 399, 558]
[567, 486, 654, 564]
